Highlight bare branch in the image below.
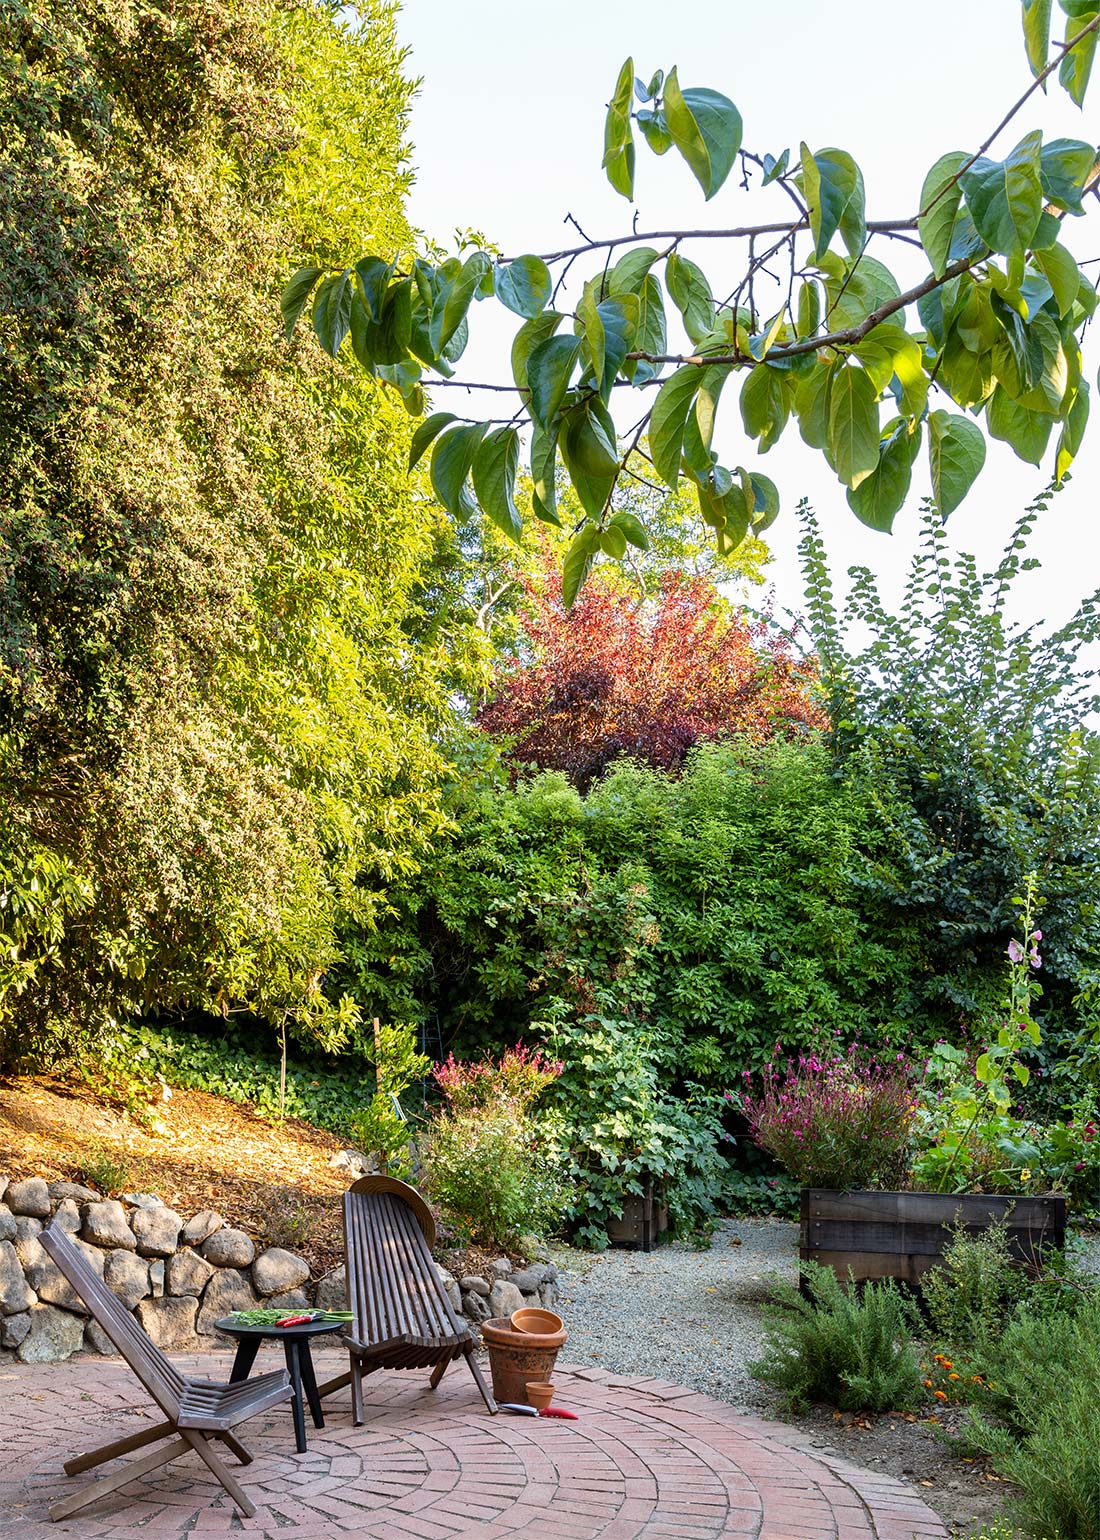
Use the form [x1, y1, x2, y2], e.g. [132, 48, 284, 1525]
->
[508, 218, 917, 267]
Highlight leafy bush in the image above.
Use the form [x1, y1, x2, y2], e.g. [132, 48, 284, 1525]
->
[723, 1166, 800, 1218]
[421, 1108, 564, 1252]
[345, 1023, 431, 1177]
[0, 0, 473, 1069]
[801, 497, 1100, 1040]
[338, 739, 927, 1239]
[127, 1021, 375, 1135]
[749, 1261, 922, 1413]
[420, 1049, 565, 1250]
[72, 1147, 135, 1197]
[738, 1043, 913, 1190]
[538, 1005, 732, 1246]
[921, 1221, 1019, 1356]
[965, 1298, 1100, 1540]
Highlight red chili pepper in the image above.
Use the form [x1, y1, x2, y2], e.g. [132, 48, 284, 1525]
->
[275, 1315, 314, 1327]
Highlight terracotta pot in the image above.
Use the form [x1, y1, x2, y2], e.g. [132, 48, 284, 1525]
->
[526, 1381, 555, 1411]
[481, 1317, 566, 1406]
[511, 1307, 563, 1336]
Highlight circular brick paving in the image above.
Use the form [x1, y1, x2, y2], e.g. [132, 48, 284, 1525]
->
[0, 1353, 947, 1539]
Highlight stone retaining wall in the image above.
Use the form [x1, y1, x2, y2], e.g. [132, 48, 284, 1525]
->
[0, 1176, 558, 1364]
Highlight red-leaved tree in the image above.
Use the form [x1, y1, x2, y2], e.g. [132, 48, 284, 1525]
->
[477, 555, 825, 789]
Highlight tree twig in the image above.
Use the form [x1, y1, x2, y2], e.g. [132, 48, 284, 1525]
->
[624, 253, 982, 367]
[507, 218, 917, 266]
[920, 14, 1100, 219]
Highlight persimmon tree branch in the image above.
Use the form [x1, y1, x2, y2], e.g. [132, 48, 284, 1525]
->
[283, 3, 1100, 604]
[510, 217, 917, 267]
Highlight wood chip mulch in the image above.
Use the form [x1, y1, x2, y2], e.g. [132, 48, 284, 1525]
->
[0, 1075, 351, 1275]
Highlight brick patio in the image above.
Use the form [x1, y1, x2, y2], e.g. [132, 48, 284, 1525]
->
[0, 1349, 947, 1539]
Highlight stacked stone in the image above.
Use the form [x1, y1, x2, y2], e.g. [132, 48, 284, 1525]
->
[452, 1257, 560, 1323]
[0, 1177, 311, 1364]
[0, 1173, 561, 1364]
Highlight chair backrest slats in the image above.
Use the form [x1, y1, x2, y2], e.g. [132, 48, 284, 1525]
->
[391, 1201, 461, 1336]
[366, 1193, 414, 1341]
[346, 1191, 377, 1342]
[343, 1182, 465, 1349]
[41, 1222, 184, 1417]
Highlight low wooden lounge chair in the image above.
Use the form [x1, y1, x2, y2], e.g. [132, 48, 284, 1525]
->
[39, 1220, 293, 1521]
[334, 1175, 496, 1423]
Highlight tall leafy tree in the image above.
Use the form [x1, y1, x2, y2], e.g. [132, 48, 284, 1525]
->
[286, 6, 1100, 599]
[0, 0, 471, 1065]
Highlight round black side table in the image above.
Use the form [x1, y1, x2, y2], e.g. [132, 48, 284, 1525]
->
[216, 1317, 346, 1453]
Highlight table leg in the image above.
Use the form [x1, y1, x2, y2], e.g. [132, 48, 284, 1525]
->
[228, 1337, 262, 1383]
[298, 1342, 325, 1429]
[283, 1340, 308, 1454]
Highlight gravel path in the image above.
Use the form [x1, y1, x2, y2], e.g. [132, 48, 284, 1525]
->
[552, 1216, 799, 1409]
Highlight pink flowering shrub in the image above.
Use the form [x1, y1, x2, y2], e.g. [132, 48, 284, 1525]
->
[432, 1044, 563, 1116]
[736, 1044, 914, 1191]
[423, 1046, 566, 1248]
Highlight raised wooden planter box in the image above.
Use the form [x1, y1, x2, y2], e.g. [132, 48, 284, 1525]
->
[800, 1187, 1067, 1289]
[605, 1183, 669, 1251]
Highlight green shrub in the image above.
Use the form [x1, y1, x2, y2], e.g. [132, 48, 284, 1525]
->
[922, 1221, 1019, 1357]
[127, 1020, 375, 1134]
[72, 1146, 135, 1197]
[966, 1299, 1100, 1540]
[749, 1261, 922, 1413]
[802, 498, 1100, 1039]
[540, 1005, 732, 1247]
[0, 0, 469, 1069]
[420, 1047, 565, 1251]
[421, 1108, 564, 1251]
[348, 741, 921, 1238]
[724, 1166, 800, 1218]
[351, 743, 921, 1080]
[345, 1023, 431, 1177]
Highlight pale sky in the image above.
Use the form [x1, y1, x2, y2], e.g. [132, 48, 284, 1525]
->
[394, 0, 1100, 634]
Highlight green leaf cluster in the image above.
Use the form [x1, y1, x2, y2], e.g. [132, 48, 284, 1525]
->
[291, 15, 1099, 600]
[749, 1261, 923, 1413]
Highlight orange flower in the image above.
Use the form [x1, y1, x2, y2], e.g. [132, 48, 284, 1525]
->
[923, 1379, 933, 1388]
[934, 1390, 948, 1402]
[948, 1373, 960, 1381]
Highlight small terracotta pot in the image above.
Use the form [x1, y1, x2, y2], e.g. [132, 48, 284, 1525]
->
[526, 1382, 555, 1411]
[511, 1307, 564, 1336]
[481, 1317, 567, 1406]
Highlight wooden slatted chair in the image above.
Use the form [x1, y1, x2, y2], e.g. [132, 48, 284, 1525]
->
[336, 1176, 496, 1423]
[39, 1220, 293, 1521]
